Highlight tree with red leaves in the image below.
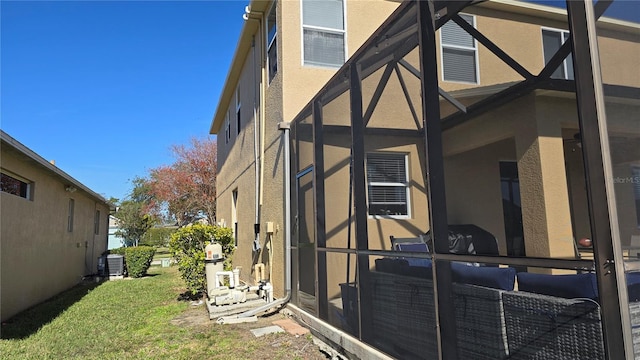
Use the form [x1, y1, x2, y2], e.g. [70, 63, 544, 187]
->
[146, 137, 217, 226]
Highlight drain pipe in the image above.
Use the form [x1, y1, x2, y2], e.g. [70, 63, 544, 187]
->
[219, 122, 292, 322]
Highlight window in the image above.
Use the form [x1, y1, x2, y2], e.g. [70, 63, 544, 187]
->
[267, 2, 277, 83]
[302, 0, 345, 67]
[440, 14, 478, 83]
[94, 210, 101, 235]
[232, 189, 238, 247]
[1, 171, 31, 199]
[542, 28, 574, 80]
[236, 87, 241, 134]
[366, 153, 410, 218]
[225, 113, 231, 144]
[68, 199, 75, 232]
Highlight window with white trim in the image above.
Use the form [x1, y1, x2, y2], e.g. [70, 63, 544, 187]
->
[267, 2, 277, 83]
[236, 87, 241, 134]
[302, 0, 345, 68]
[1, 171, 32, 199]
[440, 14, 478, 83]
[224, 113, 231, 144]
[366, 153, 410, 218]
[542, 28, 574, 80]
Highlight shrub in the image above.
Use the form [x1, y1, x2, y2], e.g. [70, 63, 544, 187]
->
[169, 224, 234, 296]
[124, 246, 156, 278]
[107, 247, 127, 256]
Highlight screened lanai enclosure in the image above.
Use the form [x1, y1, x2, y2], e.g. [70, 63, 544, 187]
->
[287, 1, 639, 359]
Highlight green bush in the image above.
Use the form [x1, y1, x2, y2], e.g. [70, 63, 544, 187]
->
[169, 224, 234, 296]
[124, 246, 156, 278]
[107, 247, 127, 256]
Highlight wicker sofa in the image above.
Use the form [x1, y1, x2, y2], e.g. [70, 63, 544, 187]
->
[364, 258, 640, 360]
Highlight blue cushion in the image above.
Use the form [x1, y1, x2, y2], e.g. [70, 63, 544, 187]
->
[395, 242, 429, 252]
[626, 272, 640, 302]
[517, 272, 598, 300]
[451, 262, 516, 290]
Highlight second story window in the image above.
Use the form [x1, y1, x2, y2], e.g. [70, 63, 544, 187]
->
[302, 0, 345, 68]
[267, 2, 277, 83]
[440, 14, 478, 84]
[542, 28, 574, 80]
[236, 87, 241, 134]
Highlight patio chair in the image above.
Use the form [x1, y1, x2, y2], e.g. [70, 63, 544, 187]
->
[390, 234, 429, 252]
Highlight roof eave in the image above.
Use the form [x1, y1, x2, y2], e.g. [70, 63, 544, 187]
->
[210, 0, 270, 135]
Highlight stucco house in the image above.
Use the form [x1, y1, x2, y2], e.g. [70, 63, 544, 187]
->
[211, 1, 639, 358]
[1, 130, 111, 322]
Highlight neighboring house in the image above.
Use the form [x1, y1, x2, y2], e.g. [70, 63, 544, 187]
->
[107, 215, 122, 250]
[211, 1, 639, 358]
[1, 130, 111, 322]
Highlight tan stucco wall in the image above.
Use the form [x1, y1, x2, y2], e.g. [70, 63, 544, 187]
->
[1, 148, 109, 321]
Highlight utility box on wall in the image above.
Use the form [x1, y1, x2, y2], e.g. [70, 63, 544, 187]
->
[265, 222, 274, 234]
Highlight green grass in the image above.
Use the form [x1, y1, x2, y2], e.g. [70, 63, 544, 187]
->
[0, 267, 307, 359]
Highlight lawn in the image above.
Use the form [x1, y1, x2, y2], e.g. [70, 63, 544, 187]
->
[0, 266, 323, 360]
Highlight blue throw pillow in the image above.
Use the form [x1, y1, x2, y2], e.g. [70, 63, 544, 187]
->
[626, 272, 640, 302]
[517, 272, 598, 300]
[451, 262, 516, 290]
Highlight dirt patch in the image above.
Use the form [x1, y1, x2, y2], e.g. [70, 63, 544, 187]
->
[171, 305, 331, 359]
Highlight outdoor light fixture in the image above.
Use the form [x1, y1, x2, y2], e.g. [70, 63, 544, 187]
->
[65, 185, 77, 193]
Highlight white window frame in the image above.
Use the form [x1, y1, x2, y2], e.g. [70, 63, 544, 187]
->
[439, 13, 479, 84]
[300, 0, 347, 68]
[235, 87, 241, 135]
[366, 152, 411, 219]
[0, 170, 32, 200]
[232, 189, 238, 247]
[541, 27, 573, 80]
[266, 1, 277, 84]
[224, 112, 231, 144]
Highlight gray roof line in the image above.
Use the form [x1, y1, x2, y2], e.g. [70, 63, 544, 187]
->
[1, 130, 112, 207]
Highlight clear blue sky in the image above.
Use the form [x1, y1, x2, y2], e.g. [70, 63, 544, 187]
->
[2, 0, 245, 201]
[2, 1, 637, 201]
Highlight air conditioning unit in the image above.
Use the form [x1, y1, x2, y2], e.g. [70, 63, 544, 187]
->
[106, 254, 125, 276]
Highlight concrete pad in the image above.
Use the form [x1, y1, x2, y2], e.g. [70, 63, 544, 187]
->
[272, 318, 310, 336]
[250, 325, 284, 337]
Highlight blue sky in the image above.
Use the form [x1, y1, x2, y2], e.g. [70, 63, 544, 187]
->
[2, 0, 245, 201]
[2, 0, 637, 201]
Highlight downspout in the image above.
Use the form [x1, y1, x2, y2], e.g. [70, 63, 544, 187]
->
[220, 122, 291, 321]
[252, 35, 261, 252]
[244, 6, 265, 253]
